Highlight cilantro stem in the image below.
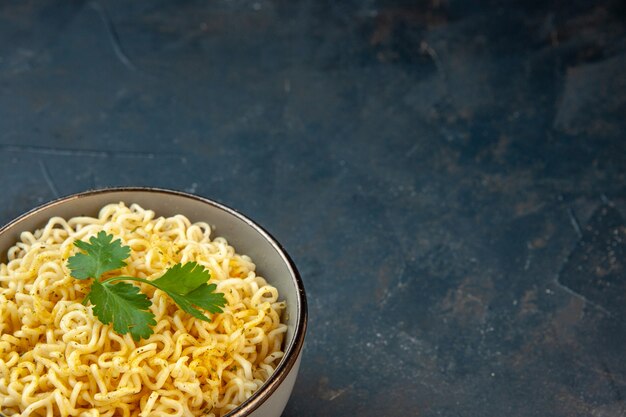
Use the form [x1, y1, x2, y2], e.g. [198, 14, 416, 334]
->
[102, 275, 175, 297]
[102, 276, 177, 295]
[103, 276, 154, 286]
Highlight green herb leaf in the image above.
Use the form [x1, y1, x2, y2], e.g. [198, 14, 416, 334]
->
[152, 262, 209, 293]
[68, 232, 226, 340]
[67, 231, 226, 341]
[68, 231, 130, 279]
[151, 262, 227, 321]
[86, 280, 156, 341]
[184, 283, 228, 314]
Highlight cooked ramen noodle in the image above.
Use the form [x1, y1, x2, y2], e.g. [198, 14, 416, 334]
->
[0, 203, 287, 417]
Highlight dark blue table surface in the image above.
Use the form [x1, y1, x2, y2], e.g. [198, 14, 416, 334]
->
[1, 1, 626, 416]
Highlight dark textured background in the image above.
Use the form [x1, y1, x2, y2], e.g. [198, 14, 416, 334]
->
[1, 1, 626, 416]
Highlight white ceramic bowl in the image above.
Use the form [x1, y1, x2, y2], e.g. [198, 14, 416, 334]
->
[0, 187, 307, 417]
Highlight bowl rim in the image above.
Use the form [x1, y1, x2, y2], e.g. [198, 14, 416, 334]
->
[0, 186, 308, 417]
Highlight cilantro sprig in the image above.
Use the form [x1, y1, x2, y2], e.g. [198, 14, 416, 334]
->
[67, 231, 227, 341]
